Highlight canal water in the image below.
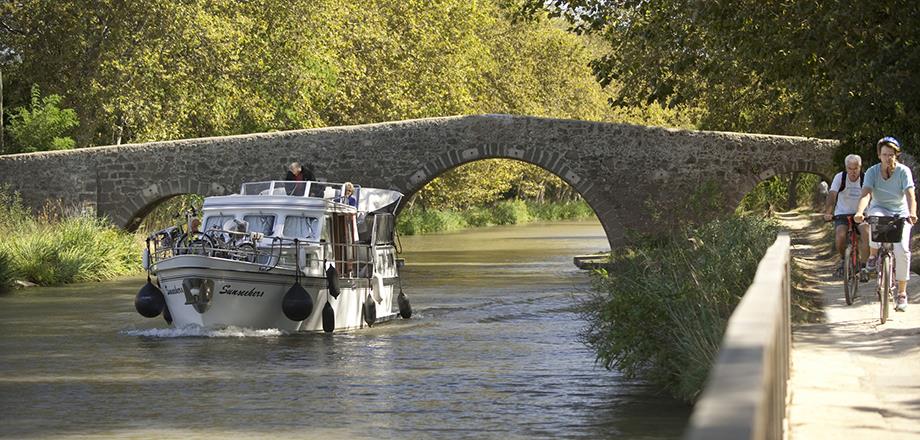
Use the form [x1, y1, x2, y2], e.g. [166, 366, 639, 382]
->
[0, 221, 690, 439]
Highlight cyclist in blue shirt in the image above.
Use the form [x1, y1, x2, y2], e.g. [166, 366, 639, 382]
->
[854, 136, 918, 312]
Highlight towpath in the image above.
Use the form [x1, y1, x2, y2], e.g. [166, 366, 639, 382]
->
[779, 211, 920, 439]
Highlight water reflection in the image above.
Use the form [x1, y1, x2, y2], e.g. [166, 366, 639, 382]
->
[0, 221, 689, 439]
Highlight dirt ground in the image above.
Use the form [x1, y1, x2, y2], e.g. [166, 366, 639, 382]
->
[778, 210, 920, 439]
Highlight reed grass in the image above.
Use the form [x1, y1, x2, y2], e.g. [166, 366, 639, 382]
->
[0, 251, 13, 293]
[579, 214, 778, 402]
[0, 188, 142, 287]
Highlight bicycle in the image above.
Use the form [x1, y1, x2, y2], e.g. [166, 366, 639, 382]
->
[833, 214, 862, 305]
[866, 215, 905, 324]
[173, 208, 215, 256]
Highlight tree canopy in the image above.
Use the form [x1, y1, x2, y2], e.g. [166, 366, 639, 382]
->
[1, 0, 626, 147]
[523, 0, 919, 158]
[1, 0, 698, 210]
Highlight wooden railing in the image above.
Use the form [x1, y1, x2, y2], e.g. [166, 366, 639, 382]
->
[683, 232, 792, 440]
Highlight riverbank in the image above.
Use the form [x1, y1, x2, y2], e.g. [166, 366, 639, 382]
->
[0, 191, 141, 291]
[780, 210, 920, 439]
[396, 199, 593, 235]
[580, 214, 781, 402]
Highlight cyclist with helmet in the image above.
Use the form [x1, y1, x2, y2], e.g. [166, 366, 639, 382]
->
[823, 154, 871, 278]
[854, 136, 918, 312]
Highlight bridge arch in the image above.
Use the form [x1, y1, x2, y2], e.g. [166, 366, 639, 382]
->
[402, 150, 616, 240]
[121, 177, 229, 231]
[0, 114, 839, 246]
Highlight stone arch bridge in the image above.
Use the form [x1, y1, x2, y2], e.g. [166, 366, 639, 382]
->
[0, 114, 838, 246]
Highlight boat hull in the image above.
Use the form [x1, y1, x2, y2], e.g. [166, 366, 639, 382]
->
[153, 255, 397, 332]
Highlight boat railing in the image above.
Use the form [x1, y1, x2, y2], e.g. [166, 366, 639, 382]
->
[239, 180, 360, 201]
[146, 228, 270, 265]
[146, 227, 377, 280]
[267, 237, 376, 279]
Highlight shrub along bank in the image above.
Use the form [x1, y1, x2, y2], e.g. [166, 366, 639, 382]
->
[0, 190, 141, 288]
[395, 199, 595, 235]
[579, 214, 779, 403]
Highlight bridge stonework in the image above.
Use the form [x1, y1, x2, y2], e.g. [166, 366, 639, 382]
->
[0, 114, 837, 246]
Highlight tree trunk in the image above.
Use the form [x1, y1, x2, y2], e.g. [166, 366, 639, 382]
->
[786, 173, 800, 210]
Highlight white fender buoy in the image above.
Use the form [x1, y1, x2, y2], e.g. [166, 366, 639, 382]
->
[371, 274, 384, 303]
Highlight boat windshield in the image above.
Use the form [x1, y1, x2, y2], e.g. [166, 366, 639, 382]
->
[237, 181, 401, 213]
[239, 181, 362, 203]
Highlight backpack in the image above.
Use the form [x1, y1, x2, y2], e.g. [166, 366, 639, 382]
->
[831, 171, 864, 193]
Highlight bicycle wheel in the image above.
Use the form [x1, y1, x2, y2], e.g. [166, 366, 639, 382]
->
[236, 242, 256, 262]
[880, 254, 891, 324]
[178, 233, 215, 257]
[843, 247, 856, 305]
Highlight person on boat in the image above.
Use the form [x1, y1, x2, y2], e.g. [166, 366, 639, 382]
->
[822, 154, 870, 278]
[284, 162, 314, 196]
[339, 182, 358, 207]
[190, 218, 202, 234]
[853, 136, 918, 312]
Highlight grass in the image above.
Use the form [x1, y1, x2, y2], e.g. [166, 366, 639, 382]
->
[579, 214, 779, 403]
[0, 251, 13, 293]
[0, 188, 142, 288]
[396, 199, 594, 235]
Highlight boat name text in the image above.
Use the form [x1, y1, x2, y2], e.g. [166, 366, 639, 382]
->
[218, 285, 266, 298]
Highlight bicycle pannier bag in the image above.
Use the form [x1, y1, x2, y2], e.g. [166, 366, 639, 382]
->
[871, 217, 904, 243]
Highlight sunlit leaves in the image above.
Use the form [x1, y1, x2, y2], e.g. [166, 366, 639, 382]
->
[6, 85, 78, 154]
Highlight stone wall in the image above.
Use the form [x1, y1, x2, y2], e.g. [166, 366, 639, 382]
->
[0, 114, 839, 246]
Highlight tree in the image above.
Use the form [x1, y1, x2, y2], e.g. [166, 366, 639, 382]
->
[6, 85, 78, 154]
[522, 0, 920, 157]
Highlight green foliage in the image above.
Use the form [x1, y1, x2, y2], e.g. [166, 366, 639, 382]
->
[526, 200, 595, 220]
[524, 0, 920, 155]
[137, 194, 205, 235]
[0, 251, 13, 293]
[416, 159, 583, 211]
[737, 174, 821, 214]
[396, 199, 594, 235]
[491, 199, 531, 225]
[6, 85, 78, 154]
[580, 215, 779, 402]
[396, 208, 468, 236]
[0, 188, 141, 286]
[1, 0, 623, 147]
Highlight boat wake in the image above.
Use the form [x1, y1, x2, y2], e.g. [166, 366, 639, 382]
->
[122, 325, 285, 338]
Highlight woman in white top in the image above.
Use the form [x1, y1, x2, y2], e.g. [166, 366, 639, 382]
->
[823, 154, 871, 277]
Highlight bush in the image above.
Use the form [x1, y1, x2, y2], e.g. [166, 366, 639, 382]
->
[396, 199, 597, 235]
[737, 173, 821, 214]
[0, 188, 141, 286]
[6, 85, 78, 154]
[579, 215, 778, 402]
[527, 200, 594, 221]
[396, 208, 467, 235]
[491, 199, 531, 225]
[0, 251, 14, 293]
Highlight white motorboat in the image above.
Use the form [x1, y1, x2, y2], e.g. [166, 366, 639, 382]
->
[134, 180, 411, 332]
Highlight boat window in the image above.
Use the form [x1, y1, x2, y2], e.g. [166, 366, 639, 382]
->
[243, 215, 276, 236]
[203, 215, 235, 231]
[320, 215, 331, 242]
[283, 216, 319, 240]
